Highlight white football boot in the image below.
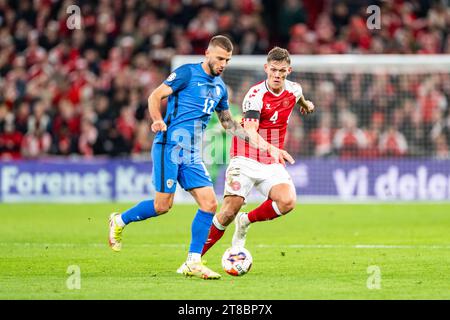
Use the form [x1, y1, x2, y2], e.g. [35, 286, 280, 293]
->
[232, 212, 251, 248]
[177, 261, 221, 280]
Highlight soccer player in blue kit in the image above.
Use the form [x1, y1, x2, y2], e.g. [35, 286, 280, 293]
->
[108, 35, 249, 279]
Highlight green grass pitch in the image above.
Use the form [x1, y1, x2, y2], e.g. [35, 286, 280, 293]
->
[1, 203, 449, 300]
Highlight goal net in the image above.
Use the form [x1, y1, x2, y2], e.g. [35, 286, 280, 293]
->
[172, 55, 450, 202]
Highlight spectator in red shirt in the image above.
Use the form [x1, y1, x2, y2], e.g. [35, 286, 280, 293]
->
[361, 112, 384, 159]
[0, 117, 23, 160]
[51, 99, 81, 155]
[116, 105, 136, 144]
[21, 127, 52, 158]
[309, 112, 334, 157]
[78, 118, 98, 158]
[333, 111, 368, 159]
[379, 126, 408, 157]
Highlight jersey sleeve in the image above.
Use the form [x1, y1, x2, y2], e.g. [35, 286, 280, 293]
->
[242, 87, 263, 113]
[242, 87, 263, 122]
[215, 85, 229, 111]
[163, 64, 192, 93]
[291, 82, 303, 102]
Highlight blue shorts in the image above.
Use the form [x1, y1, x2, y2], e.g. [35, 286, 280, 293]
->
[151, 142, 213, 193]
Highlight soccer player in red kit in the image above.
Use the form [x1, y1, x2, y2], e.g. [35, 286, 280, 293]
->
[201, 47, 315, 256]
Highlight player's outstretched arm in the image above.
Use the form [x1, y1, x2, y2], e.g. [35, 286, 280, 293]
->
[242, 119, 295, 165]
[148, 83, 173, 133]
[298, 95, 315, 115]
[216, 109, 294, 165]
[216, 109, 248, 139]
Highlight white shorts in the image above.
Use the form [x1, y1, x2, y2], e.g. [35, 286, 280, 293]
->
[224, 156, 296, 202]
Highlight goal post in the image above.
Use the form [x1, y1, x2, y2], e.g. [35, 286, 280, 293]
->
[173, 54, 450, 72]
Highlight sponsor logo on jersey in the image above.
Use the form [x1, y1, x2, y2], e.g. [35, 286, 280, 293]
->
[243, 100, 251, 111]
[166, 72, 176, 81]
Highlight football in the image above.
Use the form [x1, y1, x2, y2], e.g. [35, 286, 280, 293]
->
[221, 247, 253, 276]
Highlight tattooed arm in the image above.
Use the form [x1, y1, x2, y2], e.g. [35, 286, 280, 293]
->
[298, 95, 315, 115]
[216, 109, 250, 142]
[216, 109, 294, 165]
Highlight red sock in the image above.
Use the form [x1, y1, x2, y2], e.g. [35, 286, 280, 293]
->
[247, 199, 280, 223]
[201, 224, 225, 256]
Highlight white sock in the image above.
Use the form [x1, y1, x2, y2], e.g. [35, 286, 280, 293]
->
[241, 213, 251, 226]
[272, 201, 283, 216]
[115, 214, 126, 227]
[187, 252, 201, 264]
[212, 215, 226, 231]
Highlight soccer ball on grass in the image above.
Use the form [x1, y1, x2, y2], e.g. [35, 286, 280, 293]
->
[221, 247, 253, 276]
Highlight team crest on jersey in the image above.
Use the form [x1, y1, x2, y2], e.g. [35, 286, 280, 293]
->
[215, 86, 221, 96]
[166, 179, 174, 189]
[230, 180, 241, 191]
[166, 72, 176, 82]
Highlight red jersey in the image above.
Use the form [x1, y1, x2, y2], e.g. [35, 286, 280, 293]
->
[231, 79, 303, 164]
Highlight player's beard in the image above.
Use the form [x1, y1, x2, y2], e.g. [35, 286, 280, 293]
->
[208, 61, 221, 76]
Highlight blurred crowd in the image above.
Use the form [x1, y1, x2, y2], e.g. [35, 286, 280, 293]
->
[0, 0, 449, 161]
[283, 72, 450, 159]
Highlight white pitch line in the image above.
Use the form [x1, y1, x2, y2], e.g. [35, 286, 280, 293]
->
[255, 244, 450, 249]
[0, 243, 450, 249]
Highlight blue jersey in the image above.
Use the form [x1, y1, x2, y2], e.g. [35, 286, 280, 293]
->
[154, 63, 229, 159]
